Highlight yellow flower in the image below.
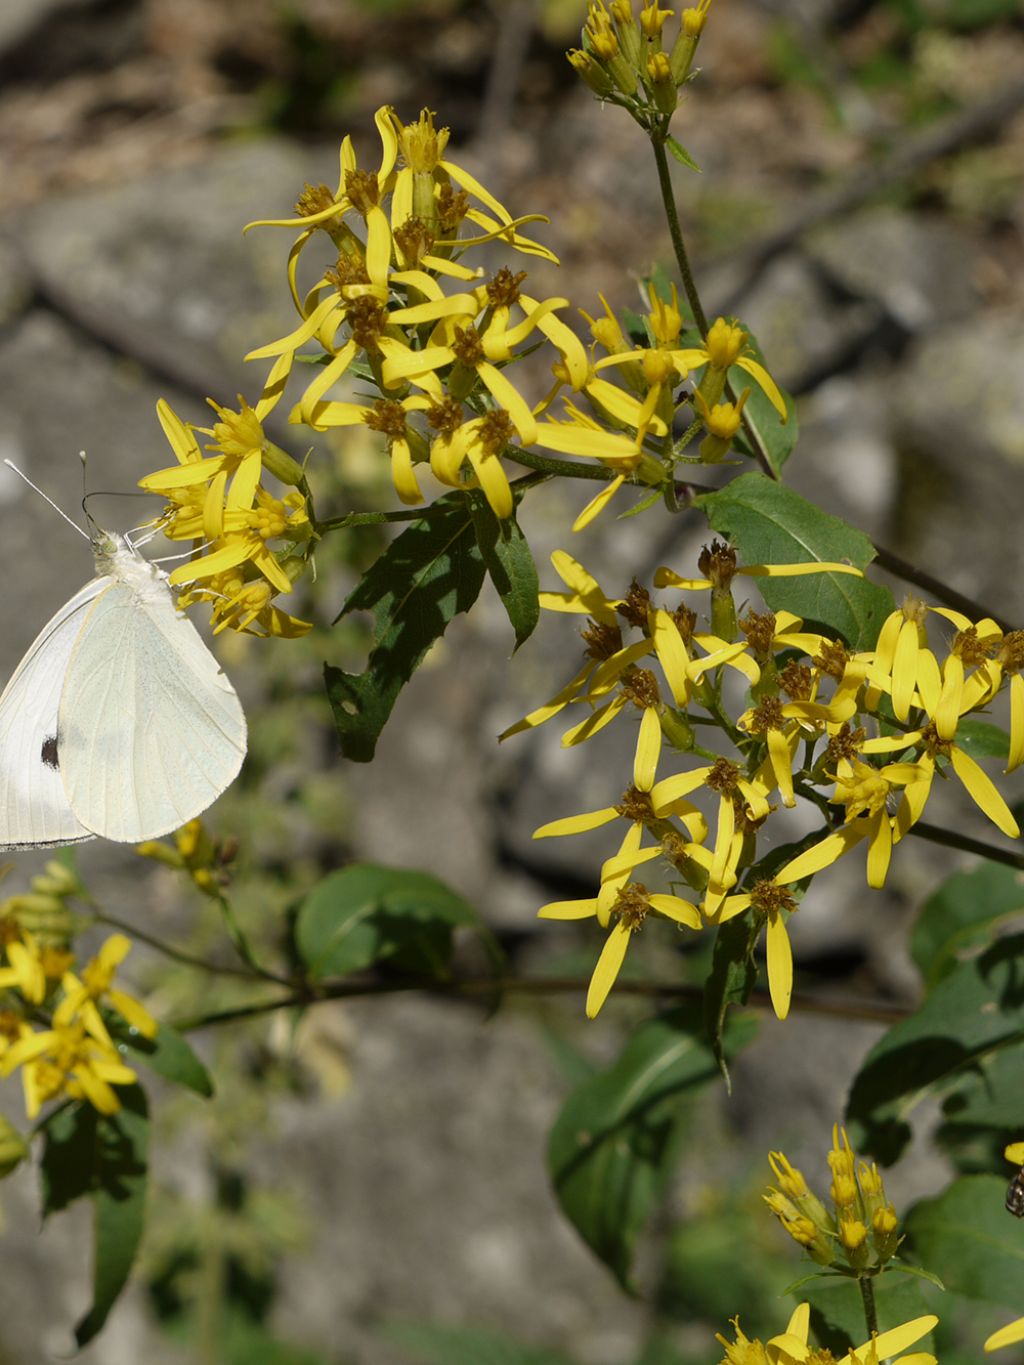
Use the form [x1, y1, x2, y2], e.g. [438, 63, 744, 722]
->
[136, 818, 233, 896]
[0, 926, 47, 1004]
[54, 933, 157, 1044]
[671, 316, 787, 420]
[1, 1020, 139, 1118]
[538, 825, 701, 1018]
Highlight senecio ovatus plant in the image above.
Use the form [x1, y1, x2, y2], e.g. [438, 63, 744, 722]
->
[2, 2, 1024, 1357]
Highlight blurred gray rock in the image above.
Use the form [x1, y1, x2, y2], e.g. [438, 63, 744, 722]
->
[807, 207, 981, 331]
[894, 309, 1024, 616]
[12, 139, 335, 406]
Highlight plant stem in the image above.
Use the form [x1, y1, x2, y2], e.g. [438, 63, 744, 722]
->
[859, 1275, 879, 1339]
[909, 821, 1024, 871]
[650, 128, 776, 478]
[92, 910, 263, 981]
[651, 128, 708, 337]
[173, 973, 910, 1033]
[213, 893, 293, 987]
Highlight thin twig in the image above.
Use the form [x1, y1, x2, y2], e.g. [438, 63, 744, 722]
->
[174, 972, 911, 1033]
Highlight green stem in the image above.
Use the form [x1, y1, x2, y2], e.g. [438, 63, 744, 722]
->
[650, 128, 776, 478]
[859, 1275, 879, 1339]
[316, 506, 432, 532]
[213, 893, 292, 987]
[92, 910, 264, 982]
[651, 128, 708, 337]
[909, 821, 1024, 871]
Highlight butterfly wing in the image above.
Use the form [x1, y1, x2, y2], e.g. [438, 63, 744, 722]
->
[0, 580, 106, 850]
[59, 574, 246, 842]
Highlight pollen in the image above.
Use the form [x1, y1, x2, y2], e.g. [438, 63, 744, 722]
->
[623, 668, 661, 709]
[613, 883, 651, 932]
[739, 610, 777, 657]
[426, 397, 464, 439]
[697, 539, 737, 588]
[581, 620, 623, 660]
[616, 786, 655, 823]
[451, 326, 485, 367]
[294, 183, 335, 218]
[344, 169, 380, 216]
[705, 757, 740, 795]
[364, 400, 409, 440]
[747, 697, 785, 733]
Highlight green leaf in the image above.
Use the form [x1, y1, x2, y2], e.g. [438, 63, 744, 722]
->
[906, 1175, 1024, 1308]
[803, 1271, 936, 1357]
[296, 863, 479, 980]
[703, 913, 759, 1087]
[697, 473, 894, 649]
[910, 861, 1024, 989]
[39, 1088, 149, 1346]
[666, 137, 701, 172]
[846, 933, 1024, 1164]
[380, 1320, 578, 1365]
[954, 719, 1010, 759]
[468, 495, 539, 650]
[119, 1024, 214, 1097]
[325, 492, 486, 761]
[548, 1004, 756, 1289]
[728, 331, 798, 475]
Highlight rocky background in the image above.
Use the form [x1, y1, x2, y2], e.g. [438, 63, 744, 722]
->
[0, 1, 1023, 1362]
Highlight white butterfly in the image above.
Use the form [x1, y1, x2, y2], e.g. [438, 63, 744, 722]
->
[0, 520, 246, 850]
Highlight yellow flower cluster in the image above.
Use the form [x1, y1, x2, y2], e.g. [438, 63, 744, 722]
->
[764, 1128, 900, 1273]
[509, 545, 1023, 1020]
[0, 864, 155, 1123]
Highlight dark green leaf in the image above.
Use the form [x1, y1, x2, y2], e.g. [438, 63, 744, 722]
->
[803, 1271, 936, 1357]
[296, 863, 478, 980]
[469, 495, 539, 650]
[697, 473, 894, 649]
[666, 137, 701, 172]
[380, 1320, 578, 1365]
[703, 913, 759, 1087]
[325, 493, 486, 761]
[119, 1024, 213, 1097]
[729, 331, 798, 475]
[37, 1088, 149, 1346]
[910, 861, 1024, 989]
[954, 719, 1010, 760]
[548, 1005, 756, 1289]
[847, 934, 1024, 1164]
[906, 1175, 1024, 1308]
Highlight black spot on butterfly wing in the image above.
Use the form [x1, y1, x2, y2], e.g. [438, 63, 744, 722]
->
[1006, 1167, 1024, 1217]
[41, 735, 59, 770]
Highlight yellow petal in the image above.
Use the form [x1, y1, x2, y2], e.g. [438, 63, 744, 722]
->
[585, 922, 632, 1018]
[648, 894, 701, 929]
[766, 912, 793, 1020]
[633, 706, 662, 791]
[533, 808, 619, 838]
[986, 1317, 1024, 1352]
[950, 746, 1020, 838]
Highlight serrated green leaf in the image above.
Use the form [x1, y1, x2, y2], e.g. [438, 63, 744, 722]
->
[325, 493, 486, 761]
[666, 137, 701, 172]
[697, 473, 894, 649]
[380, 1320, 578, 1365]
[469, 495, 539, 650]
[847, 934, 1024, 1164]
[296, 863, 478, 980]
[910, 861, 1024, 989]
[119, 1024, 213, 1097]
[906, 1175, 1024, 1308]
[729, 331, 798, 475]
[37, 1088, 149, 1346]
[955, 719, 1011, 759]
[548, 1005, 756, 1289]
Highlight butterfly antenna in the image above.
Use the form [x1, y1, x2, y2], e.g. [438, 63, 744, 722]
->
[3, 459, 90, 541]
